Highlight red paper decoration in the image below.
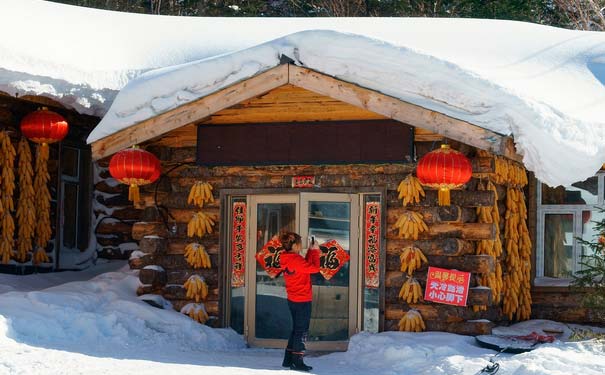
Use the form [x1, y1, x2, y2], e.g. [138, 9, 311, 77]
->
[231, 202, 247, 287]
[20, 107, 69, 145]
[319, 239, 350, 280]
[255, 237, 284, 278]
[416, 144, 472, 206]
[364, 202, 380, 288]
[109, 147, 161, 202]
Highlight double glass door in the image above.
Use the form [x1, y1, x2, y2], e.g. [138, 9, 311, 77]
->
[246, 193, 359, 350]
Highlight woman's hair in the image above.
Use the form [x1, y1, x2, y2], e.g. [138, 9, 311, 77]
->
[279, 232, 302, 251]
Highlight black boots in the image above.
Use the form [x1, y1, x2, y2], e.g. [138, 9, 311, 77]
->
[282, 349, 293, 368]
[290, 352, 312, 372]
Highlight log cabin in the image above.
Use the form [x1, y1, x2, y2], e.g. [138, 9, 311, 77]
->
[2, 1, 605, 351]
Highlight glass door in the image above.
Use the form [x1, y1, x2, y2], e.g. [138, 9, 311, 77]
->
[247, 195, 299, 348]
[245, 193, 359, 350]
[300, 193, 359, 351]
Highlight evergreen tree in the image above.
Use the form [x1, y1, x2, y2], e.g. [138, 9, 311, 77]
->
[573, 208, 605, 319]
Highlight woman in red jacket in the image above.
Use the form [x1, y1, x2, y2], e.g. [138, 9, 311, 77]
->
[278, 232, 320, 372]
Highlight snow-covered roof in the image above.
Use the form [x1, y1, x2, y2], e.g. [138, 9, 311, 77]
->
[2, 0, 605, 186]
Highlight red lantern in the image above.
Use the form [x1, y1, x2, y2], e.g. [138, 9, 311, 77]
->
[20, 107, 69, 145]
[416, 144, 472, 206]
[109, 147, 161, 202]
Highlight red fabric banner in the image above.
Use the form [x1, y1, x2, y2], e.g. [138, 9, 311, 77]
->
[424, 266, 471, 306]
[231, 202, 246, 287]
[364, 202, 380, 288]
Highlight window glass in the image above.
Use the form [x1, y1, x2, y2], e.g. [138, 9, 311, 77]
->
[580, 210, 605, 269]
[543, 214, 574, 278]
[62, 183, 78, 249]
[541, 176, 598, 205]
[61, 147, 79, 178]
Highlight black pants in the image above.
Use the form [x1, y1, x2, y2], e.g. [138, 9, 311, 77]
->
[286, 300, 312, 353]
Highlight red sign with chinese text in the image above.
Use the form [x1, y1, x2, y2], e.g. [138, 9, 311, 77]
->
[319, 239, 350, 280]
[291, 176, 315, 188]
[364, 202, 380, 288]
[424, 266, 471, 307]
[255, 238, 284, 278]
[231, 202, 246, 288]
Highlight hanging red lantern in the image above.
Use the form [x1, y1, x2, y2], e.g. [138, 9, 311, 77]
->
[416, 144, 472, 206]
[20, 107, 69, 145]
[109, 147, 161, 202]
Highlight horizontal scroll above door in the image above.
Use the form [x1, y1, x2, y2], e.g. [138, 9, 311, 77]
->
[197, 120, 413, 166]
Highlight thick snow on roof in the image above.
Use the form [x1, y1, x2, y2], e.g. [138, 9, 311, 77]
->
[2, 0, 605, 185]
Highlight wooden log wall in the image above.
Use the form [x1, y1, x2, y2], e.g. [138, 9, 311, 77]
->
[94, 158, 142, 259]
[0, 94, 98, 269]
[527, 176, 605, 324]
[122, 140, 516, 335]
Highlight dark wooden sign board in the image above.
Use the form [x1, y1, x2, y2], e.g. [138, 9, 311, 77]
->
[197, 120, 413, 166]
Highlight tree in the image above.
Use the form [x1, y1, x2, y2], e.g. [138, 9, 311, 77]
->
[573, 208, 605, 320]
[553, 0, 605, 30]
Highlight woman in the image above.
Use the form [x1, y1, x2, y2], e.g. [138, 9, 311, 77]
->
[278, 232, 320, 372]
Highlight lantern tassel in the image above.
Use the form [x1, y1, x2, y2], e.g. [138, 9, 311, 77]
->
[438, 187, 451, 206]
[128, 184, 140, 202]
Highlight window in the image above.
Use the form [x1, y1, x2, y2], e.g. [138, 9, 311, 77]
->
[536, 173, 605, 285]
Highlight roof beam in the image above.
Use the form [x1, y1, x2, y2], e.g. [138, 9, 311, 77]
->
[288, 65, 521, 161]
[91, 64, 289, 160]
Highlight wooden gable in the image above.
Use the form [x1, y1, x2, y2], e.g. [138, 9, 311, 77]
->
[90, 64, 520, 161]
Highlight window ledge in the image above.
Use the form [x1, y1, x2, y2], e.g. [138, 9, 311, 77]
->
[533, 277, 573, 288]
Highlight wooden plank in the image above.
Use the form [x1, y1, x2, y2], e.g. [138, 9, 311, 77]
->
[385, 286, 492, 306]
[383, 319, 494, 335]
[289, 65, 521, 161]
[386, 254, 495, 274]
[387, 189, 494, 208]
[386, 238, 475, 257]
[414, 127, 444, 142]
[132, 222, 170, 240]
[387, 222, 496, 241]
[91, 64, 289, 160]
[139, 267, 167, 287]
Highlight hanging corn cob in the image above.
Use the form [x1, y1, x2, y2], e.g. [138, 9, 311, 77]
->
[187, 211, 216, 237]
[15, 137, 35, 262]
[184, 242, 212, 269]
[0, 131, 16, 264]
[400, 246, 428, 275]
[32, 247, 50, 265]
[184, 274, 209, 303]
[398, 309, 426, 332]
[474, 180, 503, 308]
[188, 181, 214, 208]
[180, 303, 210, 324]
[397, 175, 425, 206]
[399, 276, 423, 304]
[33, 143, 51, 262]
[394, 211, 428, 240]
[502, 183, 532, 321]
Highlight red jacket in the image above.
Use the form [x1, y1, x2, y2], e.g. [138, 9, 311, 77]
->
[280, 249, 320, 302]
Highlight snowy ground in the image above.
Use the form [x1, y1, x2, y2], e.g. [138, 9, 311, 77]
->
[0, 264, 604, 375]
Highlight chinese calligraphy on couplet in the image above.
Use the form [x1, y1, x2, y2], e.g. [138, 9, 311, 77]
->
[231, 202, 246, 287]
[364, 202, 380, 288]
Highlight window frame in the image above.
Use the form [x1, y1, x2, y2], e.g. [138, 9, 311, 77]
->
[536, 172, 605, 286]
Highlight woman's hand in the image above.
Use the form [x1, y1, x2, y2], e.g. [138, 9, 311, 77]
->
[310, 240, 320, 250]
